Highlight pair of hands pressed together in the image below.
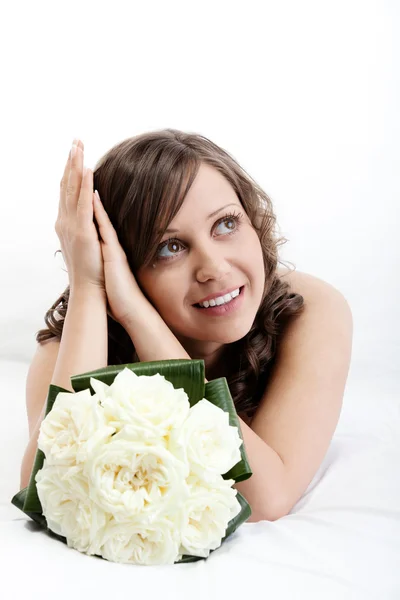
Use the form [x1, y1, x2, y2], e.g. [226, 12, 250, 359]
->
[56, 138, 149, 330]
[55, 138, 207, 379]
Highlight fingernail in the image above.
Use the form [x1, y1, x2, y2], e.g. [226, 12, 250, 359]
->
[94, 190, 101, 202]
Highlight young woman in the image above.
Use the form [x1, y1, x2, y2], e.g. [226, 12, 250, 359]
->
[21, 129, 353, 523]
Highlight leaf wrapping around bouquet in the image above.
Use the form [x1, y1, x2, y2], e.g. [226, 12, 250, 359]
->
[71, 359, 206, 406]
[204, 377, 252, 483]
[22, 384, 71, 514]
[11, 358, 253, 563]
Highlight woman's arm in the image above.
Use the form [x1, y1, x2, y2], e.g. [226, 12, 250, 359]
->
[20, 285, 108, 490]
[51, 286, 108, 391]
[122, 298, 288, 522]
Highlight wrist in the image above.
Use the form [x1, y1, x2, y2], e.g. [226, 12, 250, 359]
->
[70, 284, 107, 301]
[122, 298, 191, 363]
[120, 294, 154, 334]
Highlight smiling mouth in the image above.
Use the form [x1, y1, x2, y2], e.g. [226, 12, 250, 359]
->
[193, 286, 244, 308]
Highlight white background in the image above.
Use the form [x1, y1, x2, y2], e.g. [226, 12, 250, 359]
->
[0, 0, 398, 385]
[1, 4, 400, 596]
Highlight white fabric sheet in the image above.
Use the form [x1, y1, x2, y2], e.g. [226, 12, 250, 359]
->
[1, 359, 399, 600]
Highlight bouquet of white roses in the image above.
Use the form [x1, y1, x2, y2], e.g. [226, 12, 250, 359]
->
[11, 359, 252, 565]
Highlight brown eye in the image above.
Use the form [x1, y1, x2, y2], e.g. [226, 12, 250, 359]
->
[214, 211, 243, 235]
[166, 241, 181, 254]
[155, 210, 243, 262]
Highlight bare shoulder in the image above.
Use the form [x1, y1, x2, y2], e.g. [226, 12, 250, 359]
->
[276, 267, 347, 302]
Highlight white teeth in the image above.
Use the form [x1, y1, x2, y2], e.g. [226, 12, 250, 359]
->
[199, 287, 241, 308]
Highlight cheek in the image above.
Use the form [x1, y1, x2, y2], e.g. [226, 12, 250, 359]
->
[245, 236, 265, 294]
[242, 230, 264, 268]
[147, 277, 184, 314]
[136, 267, 177, 302]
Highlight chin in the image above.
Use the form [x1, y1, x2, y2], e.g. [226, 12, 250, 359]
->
[196, 319, 254, 344]
[220, 326, 253, 344]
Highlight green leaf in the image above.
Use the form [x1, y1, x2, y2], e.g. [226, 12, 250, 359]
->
[174, 491, 252, 563]
[11, 487, 48, 528]
[174, 376, 254, 560]
[70, 359, 206, 406]
[204, 377, 253, 483]
[23, 383, 71, 513]
[11, 487, 25, 512]
[221, 489, 252, 539]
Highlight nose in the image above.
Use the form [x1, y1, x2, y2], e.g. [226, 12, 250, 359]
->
[194, 244, 231, 283]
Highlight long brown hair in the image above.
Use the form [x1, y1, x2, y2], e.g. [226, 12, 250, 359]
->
[37, 129, 304, 421]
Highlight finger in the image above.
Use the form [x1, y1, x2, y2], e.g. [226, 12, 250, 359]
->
[58, 139, 85, 221]
[76, 167, 94, 227]
[58, 149, 72, 221]
[66, 142, 84, 217]
[93, 191, 123, 252]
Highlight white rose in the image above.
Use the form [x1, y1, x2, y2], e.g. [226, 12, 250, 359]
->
[35, 460, 108, 555]
[37, 389, 116, 466]
[84, 435, 190, 523]
[172, 399, 243, 483]
[179, 475, 242, 558]
[90, 368, 190, 442]
[98, 513, 184, 565]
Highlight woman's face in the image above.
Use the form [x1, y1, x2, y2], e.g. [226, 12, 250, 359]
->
[136, 163, 265, 360]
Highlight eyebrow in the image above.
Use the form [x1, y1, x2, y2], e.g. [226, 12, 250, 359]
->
[159, 203, 239, 234]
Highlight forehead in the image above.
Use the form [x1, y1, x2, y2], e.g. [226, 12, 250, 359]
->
[155, 163, 241, 237]
[186, 163, 232, 199]
[176, 163, 238, 218]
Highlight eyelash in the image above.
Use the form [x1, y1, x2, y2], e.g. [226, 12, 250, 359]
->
[156, 210, 244, 262]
